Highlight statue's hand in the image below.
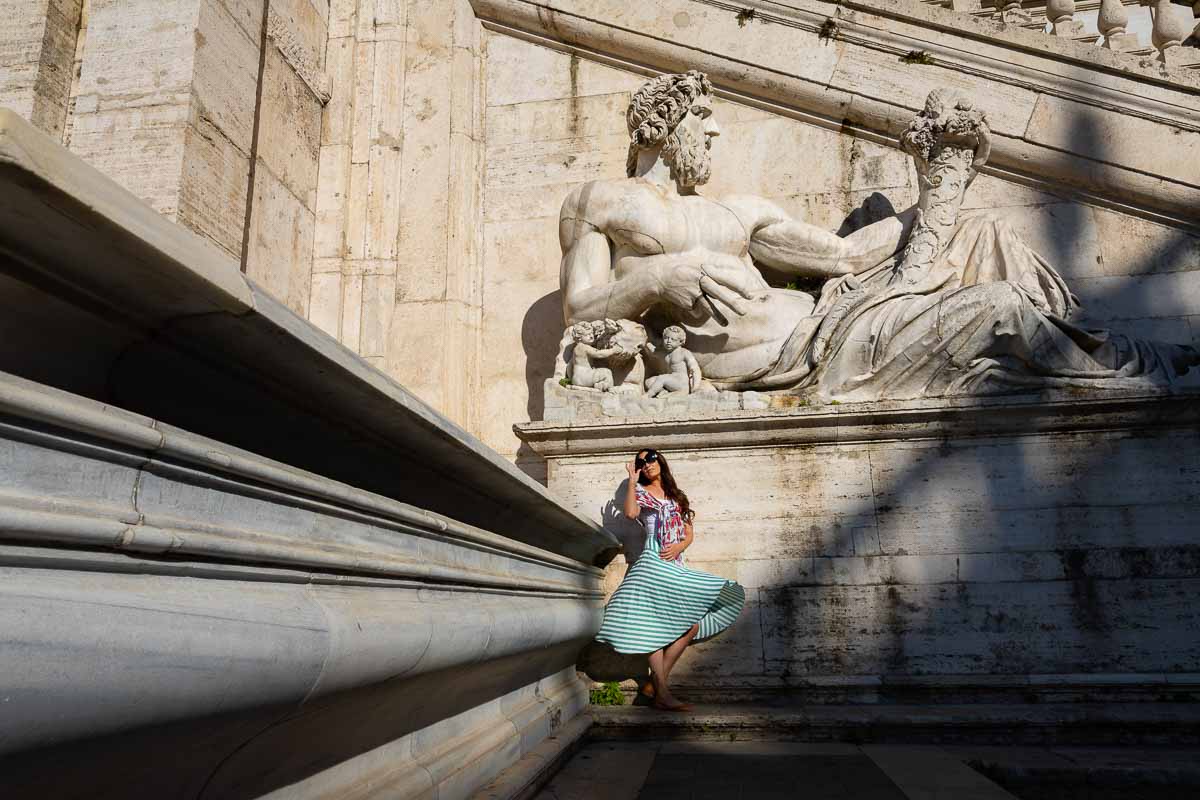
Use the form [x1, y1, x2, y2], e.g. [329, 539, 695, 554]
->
[654, 260, 755, 317]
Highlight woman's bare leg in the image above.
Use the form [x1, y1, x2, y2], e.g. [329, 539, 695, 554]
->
[662, 623, 699, 683]
[647, 648, 686, 709]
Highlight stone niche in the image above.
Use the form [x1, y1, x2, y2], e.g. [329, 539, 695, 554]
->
[518, 390, 1200, 703]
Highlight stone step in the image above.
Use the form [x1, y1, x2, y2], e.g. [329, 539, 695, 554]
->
[590, 703, 1200, 746]
[948, 745, 1200, 799]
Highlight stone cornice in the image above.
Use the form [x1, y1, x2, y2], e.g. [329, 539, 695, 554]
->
[0, 371, 604, 594]
[0, 109, 616, 562]
[471, 0, 1200, 232]
[515, 390, 1200, 455]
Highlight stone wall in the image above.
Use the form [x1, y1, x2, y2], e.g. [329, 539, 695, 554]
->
[519, 393, 1200, 702]
[308, 0, 486, 429]
[7, 0, 1199, 454]
[0, 0, 81, 138]
[478, 26, 1200, 475]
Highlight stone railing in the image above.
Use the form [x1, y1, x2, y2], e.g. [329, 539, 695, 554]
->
[920, 0, 1200, 67]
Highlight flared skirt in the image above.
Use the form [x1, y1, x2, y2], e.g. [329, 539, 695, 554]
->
[594, 552, 745, 655]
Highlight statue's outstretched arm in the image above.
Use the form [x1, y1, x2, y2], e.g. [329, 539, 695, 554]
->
[730, 195, 915, 278]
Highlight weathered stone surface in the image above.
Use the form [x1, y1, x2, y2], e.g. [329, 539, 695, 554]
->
[471, 0, 1200, 226]
[244, 165, 316, 317]
[0, 108, 612, 557]
[0, 0, 82, 139]
[307, 0, 486, 429]
[256, 46, 324, 211]
[0, 107, 614, 799]
[520, 391, 1200, 699]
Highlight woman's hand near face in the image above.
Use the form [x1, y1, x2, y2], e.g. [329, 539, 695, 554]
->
[626, 460, 641, 480]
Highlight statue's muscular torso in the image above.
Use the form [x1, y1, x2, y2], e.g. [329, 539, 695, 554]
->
[561, 179, 817, 380]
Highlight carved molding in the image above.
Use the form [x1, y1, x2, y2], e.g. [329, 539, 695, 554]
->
[471, 0, 1200, 232]
[266, 8, 332, 105]
[516, 389, 1200, 455]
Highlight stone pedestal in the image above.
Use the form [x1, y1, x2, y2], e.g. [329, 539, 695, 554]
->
[518, 391, 1200, 705]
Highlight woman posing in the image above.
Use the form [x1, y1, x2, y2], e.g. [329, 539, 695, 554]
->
[594, 448, 746, 711]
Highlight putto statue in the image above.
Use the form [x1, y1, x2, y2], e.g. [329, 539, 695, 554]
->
[565, 320, 621, 391]
[556, 318, 650, 393]
[644, 325, 701, 397]
[556, 71, 1198, 401]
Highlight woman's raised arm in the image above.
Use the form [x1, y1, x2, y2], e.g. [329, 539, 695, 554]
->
[624, 460, 642, 520]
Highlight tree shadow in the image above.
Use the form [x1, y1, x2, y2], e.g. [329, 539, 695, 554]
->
[635, 99, 1200, 702]
[747, 99, 1200, 700]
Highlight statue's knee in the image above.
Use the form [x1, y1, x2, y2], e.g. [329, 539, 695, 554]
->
[989, 282, 1028, 321]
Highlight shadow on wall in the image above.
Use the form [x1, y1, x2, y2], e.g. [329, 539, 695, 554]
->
[724, 103, 1200, 688]
[555, 100, 1200, 694]
[522, 290, 565, 424]
[578, 477, 653, 683]
[584, 102, 1200, 692]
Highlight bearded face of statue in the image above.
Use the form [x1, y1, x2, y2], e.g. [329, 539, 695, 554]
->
[662, 95, 719, 189]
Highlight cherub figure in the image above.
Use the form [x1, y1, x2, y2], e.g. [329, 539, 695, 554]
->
[567, 321, 622, 391]
[645, 325, 701, 397]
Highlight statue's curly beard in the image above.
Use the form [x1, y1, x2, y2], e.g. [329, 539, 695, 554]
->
[663, 124, 711, 188]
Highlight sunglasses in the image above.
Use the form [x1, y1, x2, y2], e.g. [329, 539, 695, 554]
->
[634, 450, 660, 469]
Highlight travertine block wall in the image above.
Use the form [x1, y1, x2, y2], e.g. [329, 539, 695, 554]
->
[479, 32, 1200, 474]
[68, 0, 265, 259]
[537, 403, 1200, 694]
[0, 0, 81, 139]
[243, 0, 329, 316]
[4, 0, 330, 313]
[308, 0, 485, 430]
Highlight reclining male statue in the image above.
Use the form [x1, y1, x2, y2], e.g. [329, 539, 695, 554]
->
[557, 70, 1198, 401]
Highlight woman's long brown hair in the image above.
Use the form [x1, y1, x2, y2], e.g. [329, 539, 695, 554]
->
[637, 449, 694, 522]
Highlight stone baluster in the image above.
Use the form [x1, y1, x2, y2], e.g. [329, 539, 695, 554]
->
[1099, 0, 1139, 49]
[1000, 1, 1032, 24]
[1150, 0, 1193, 64]
[1047, 0, 1084, 35]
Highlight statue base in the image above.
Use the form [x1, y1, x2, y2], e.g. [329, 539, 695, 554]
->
[518, 389, 1200, 705]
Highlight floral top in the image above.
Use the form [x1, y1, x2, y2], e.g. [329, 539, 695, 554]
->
[635, 484, 688, 563]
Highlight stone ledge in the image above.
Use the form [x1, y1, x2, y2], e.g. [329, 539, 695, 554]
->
[611, 673, 1200, 706]
[0, 371, 603, 593]
[475, 713, 593, 800]
[588, 703, 1200, 745]
[517, 387, 1200, 455]
[0, 108, 615, 563]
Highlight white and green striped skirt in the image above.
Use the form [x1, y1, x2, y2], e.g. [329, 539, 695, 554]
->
[595, 536, 746, 654]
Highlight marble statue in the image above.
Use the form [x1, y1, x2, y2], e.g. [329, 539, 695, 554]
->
[566, 321, 620, 390]
[557, 318, 650, 392]
[556, 71, 1198, 402]
[644, 325, 702, 397]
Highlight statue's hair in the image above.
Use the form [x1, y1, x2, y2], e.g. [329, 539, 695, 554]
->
[662, 325, 686, 343]
[570, 321, 594, 340]
[626, 70, 713, 177]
